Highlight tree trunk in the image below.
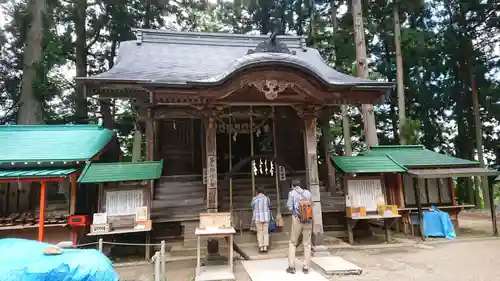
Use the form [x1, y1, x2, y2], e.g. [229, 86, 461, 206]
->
[330, 0, 352, 154]
[351, 0, 378, 147]
[74, 0, 89, 124]
[101, 40, 117, 129]
[341, 105, 352, 155]
[18, 0, 46, 125]
[470, 71, 489, 208]
[393, 2, 406, 144]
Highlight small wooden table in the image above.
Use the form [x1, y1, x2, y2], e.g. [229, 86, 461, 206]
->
[87, 227, 152, 260]
[346, 214, 401, 245]
[195, 227, 236, 281]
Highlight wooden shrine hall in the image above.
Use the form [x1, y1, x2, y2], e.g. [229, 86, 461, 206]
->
[77, 29, 394, 250]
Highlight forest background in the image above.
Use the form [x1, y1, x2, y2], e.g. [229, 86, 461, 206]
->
[0, 0, 499, 205]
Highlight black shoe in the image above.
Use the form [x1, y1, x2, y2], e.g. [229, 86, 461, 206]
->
[303, 268, 309, 274]
[286, 267, 296, 274]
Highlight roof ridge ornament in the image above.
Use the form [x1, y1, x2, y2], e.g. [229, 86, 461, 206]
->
[247, 20, 296, 55]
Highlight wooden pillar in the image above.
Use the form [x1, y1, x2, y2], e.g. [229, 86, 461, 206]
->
[70, 174, 77, 215]
[38, 181, 47, 242]
[205, 116, 218, 211]
[146, 108, 155, 201]
[488, 177, 498, 236]
[448, 177, 457, 205]
[205, 116, 219, 255]
[397, 173, 405, 208]
[413, 177, 424, 240]
[303, 115, 325, 249]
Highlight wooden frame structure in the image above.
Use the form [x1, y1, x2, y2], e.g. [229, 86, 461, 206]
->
[0, 173, 78, 242]
[408, 168, 499, 240]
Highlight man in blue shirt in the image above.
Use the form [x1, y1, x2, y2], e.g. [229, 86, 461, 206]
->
[286, 179, 312, 274]
[251, 186, 271, 253]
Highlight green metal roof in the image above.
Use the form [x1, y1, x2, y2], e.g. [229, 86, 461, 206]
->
[78, 161, 164, 183]
[0, 168, 77, 179]
[332, 155, 407, 174]
[0, 124, 114, 164]
[361, 145, 479, 167]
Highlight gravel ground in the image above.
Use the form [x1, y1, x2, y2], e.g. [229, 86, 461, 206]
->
[116, 239, 500, 281]
[329, 239, 500, 281]
[116, 213, 500, 281]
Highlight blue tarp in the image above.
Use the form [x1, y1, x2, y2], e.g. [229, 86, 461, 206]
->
[412, 206, 456, 239]
[0, 238, 119, 281]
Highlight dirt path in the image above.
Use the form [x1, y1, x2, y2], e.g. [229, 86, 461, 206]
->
[330, 239, 500, 281]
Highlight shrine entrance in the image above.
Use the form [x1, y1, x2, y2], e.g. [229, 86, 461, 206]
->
[215, 107, 296, 230]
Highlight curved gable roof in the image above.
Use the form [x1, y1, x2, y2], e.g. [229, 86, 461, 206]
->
[81, 29, 393, 90]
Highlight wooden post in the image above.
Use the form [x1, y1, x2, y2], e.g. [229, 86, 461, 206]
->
[448, 177, 457, 205]
[397, 173, 405, 208]
[303, 115, 325, 250]
[413, 177, 424, 240]
[206, 116, 218, 211]
[250, 106, 255, 195]
[488, 177, 498, 236]
[205, 115, 219, 255]
[272, 107, 282, 225]
[228, 115, 233, 212]
[70, 173, 77, 215]
[146, 108, 155, 200]
[38, 181, 47, 242]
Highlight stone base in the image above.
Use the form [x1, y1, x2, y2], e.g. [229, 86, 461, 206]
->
[312, 256, 362, 276]
[204, 253, 228, 266]
[195, 265, 235, 281]
[312, 245, 329, 257]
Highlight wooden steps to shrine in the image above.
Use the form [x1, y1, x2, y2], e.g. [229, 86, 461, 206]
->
[151, 178, 206, 223]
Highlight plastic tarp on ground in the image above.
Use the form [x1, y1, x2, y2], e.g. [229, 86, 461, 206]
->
[412, 206, 456, 239]
[0, 238, 119, 281]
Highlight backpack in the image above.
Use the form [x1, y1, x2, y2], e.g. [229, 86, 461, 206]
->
[298, 191, 313, 223]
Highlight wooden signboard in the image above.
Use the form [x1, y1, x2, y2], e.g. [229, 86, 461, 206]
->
[346, 178, 385, 212]
[199, 212, 231, 229]
[105, 189, 144, 216]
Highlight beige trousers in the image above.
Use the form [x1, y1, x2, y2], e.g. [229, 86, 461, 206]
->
[288, 216, 312, 269]
[255, 221, 269, 247]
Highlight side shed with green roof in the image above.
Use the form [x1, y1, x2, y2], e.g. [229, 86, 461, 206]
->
[359, 145, 499, 238]
[77, 161, 163, 259]
[332, 155, 408, 217]
[0, 124, 114, 243]
[361, 145, 497, 209]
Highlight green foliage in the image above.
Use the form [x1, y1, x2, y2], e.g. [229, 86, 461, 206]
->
[400, 118, 422, 145]
[0, 0, 499, 179]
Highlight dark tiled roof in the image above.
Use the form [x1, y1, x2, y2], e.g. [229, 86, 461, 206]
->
[81, 29, 393, 89]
